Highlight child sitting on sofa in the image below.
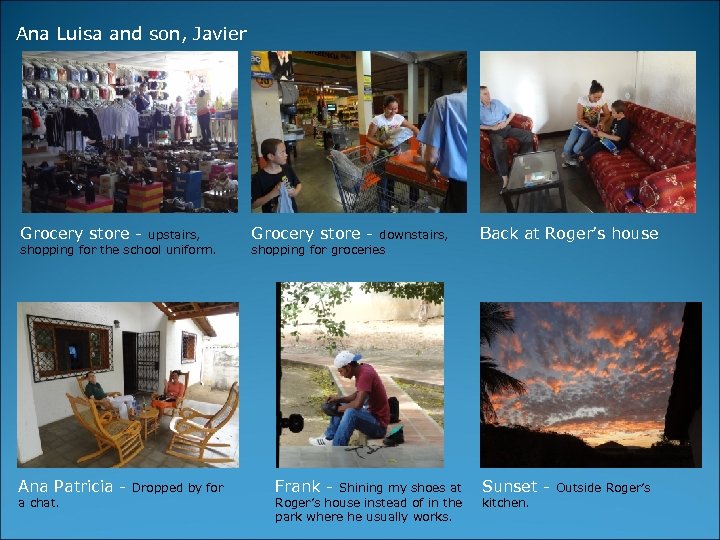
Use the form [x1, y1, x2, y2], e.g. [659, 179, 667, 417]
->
[578, 100, 630, 163]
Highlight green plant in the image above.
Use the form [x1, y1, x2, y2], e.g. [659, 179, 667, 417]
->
[280, 282, 353, 354]
[361, 282, 444, 304]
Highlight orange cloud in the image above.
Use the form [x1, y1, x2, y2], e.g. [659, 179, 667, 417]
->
[552, 302, 580, 319]
[550, 361, 576, 373]
[588, 326, 638, 347]
[509, 334, 523, 354]
[546, 419, 665, 448]
[507, 357, 525, 371]
[546, 378, 564, 393]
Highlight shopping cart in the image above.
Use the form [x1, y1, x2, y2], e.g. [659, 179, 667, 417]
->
[377, 178, 443, 213]
[327, 145, 387, 212]
[376, 148, 444, 213]
[323, 125, 350, 150]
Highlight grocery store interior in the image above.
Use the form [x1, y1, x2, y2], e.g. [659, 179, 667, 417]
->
[250, 50, 466, 213]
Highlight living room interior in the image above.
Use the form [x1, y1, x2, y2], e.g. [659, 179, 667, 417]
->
[480, 51, 696, 213]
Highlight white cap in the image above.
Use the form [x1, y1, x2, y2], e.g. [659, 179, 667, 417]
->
[334, 351, 362, 369]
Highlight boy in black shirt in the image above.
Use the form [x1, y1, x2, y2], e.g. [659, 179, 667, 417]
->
[579, 100, 631, 162]
[251, 138, 303, 212]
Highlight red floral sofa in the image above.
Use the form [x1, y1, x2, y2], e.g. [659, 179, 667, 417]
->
[585, 102, 696, 213]
[480, 113, 539, 173]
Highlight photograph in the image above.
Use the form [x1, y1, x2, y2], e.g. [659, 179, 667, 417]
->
[251, 51, 467, 213]
[480, 302, 701, 467]
[17, 302, 239, 468]
[277, 282, 444, 468]
[22, 51, 238, 213]
[480, 51, 696, 213]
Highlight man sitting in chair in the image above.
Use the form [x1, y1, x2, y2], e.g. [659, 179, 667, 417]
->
[480, 86, 535, 191]
[309, 351, 389, 447]
[83, 371, 135, 420]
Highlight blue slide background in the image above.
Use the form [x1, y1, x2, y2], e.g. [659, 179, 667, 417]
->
[1, 1, 718, 538]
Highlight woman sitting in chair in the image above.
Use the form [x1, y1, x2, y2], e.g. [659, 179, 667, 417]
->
[152, 370, 186, 419]
[165, 370, 185, 400]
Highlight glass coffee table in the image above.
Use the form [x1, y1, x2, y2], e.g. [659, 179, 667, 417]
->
[502, 150, 567, 212]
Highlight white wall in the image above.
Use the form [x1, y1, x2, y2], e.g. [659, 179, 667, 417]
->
[251, 79, 283, 154]
[18, 302, 148, 430]
[636, 51, 696, 122]
[163, 317, 205, 387]
[17, 303, 42, 463]
[480, 51, 696, 133]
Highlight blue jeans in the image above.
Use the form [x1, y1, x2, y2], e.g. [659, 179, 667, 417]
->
[198, 113, 211, 142]
[324, 408, 386, 446]
[563, 124, 592, 158]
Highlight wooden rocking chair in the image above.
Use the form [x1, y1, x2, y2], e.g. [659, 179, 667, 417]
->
[150, 371, 189, 420]
[165, 382, 238, 463]
[66, 393, 144, 467]
[75, 375, 122, 418]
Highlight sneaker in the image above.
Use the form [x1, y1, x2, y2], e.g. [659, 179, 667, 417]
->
[563, 158, 578, 167]
[309, 436, 333, 447]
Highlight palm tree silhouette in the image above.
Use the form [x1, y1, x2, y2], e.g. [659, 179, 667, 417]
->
[480, 303, 526, 424]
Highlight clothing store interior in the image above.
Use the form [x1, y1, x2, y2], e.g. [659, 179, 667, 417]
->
[22, 51, 239, 213]
[250, 51, 466, 213]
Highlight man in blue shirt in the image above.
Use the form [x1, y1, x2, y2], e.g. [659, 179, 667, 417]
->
[418, 57, 467, 213]
[480, 86, 534, 190]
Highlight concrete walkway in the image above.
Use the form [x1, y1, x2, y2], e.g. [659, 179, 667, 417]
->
[282, 355, 444, 448]
[279, 445, 443, 468]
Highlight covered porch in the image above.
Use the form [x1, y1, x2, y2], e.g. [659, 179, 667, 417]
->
[17, 302, 239, 468]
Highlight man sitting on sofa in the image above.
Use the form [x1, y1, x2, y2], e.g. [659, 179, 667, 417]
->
[480, 86, 534, 191]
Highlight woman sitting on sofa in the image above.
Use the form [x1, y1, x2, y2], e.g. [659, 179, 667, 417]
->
[562, 80, 610, 167]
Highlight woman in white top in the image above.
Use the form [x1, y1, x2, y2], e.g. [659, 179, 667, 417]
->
[366, 95, 419, 155]
[172, 96, 188, 141]
[562, 80, 611, 166]
[366, 95, 421, 210]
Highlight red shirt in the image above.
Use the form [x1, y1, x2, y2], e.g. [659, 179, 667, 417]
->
[355, 364, 390, 427]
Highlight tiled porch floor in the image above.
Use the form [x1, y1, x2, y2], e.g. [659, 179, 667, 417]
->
[19, 399, 238, 468]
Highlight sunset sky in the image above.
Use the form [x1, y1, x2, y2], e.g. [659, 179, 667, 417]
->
[485, 303, 685, 447]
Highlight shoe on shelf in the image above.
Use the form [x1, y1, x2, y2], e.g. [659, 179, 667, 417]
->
[309, 436, 333, 447]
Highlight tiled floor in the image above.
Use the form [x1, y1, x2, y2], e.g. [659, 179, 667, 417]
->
[480, 132, 607, 213]
[20, 399, 239, 469]
[280, 446, 443, 468]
